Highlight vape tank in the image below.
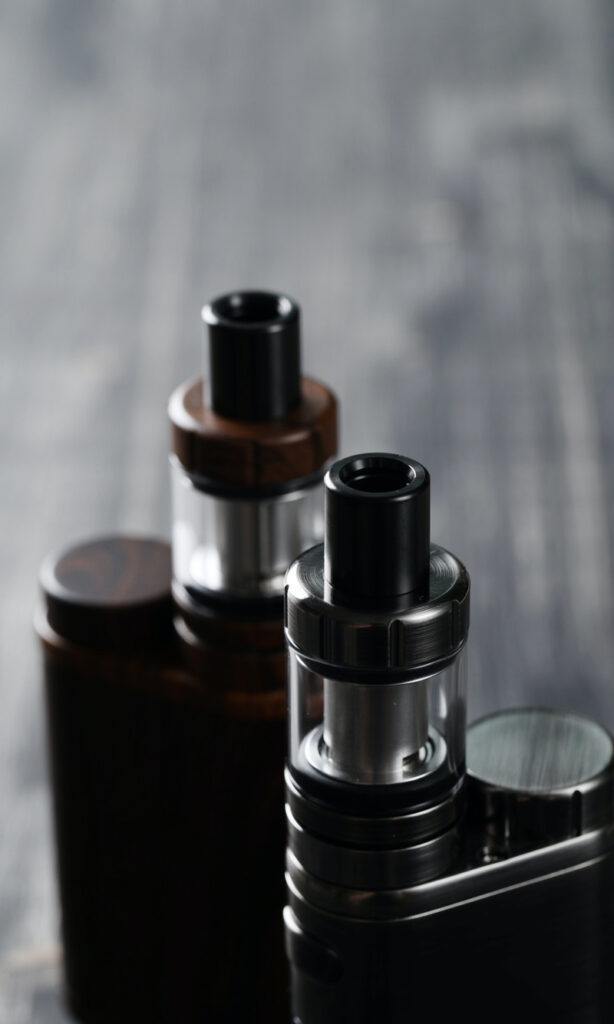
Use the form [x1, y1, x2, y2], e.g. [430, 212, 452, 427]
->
[285, 453, 614, 1022]
[170, 290, 336, 614]
[168, 290, 337, 1021]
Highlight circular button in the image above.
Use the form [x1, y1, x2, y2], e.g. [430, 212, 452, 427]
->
[467, 708, 614, 849]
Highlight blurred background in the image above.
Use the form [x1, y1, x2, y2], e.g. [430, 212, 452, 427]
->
[2, 0, 614, 1018]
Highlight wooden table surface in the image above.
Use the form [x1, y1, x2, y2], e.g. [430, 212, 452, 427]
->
[2, 0, 614, 1018]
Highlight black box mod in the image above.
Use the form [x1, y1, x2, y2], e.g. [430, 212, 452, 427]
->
[284, 453, 614, 1023]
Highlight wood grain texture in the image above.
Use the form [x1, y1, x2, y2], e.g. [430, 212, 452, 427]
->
[42, 648, 287, 1024]
[2, 0, 614, 1019]
[37, 540, 287, 1022]
[40, 537, 172, 652]
[169, 376, 338, 485]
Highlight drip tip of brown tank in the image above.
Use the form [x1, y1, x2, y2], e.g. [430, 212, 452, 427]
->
[203, 290, 301, 421]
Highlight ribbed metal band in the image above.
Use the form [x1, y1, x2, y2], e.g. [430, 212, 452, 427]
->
[285, 543, 469, 675]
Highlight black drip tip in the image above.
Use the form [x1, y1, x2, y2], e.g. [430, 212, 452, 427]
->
[324, 453, 431, 602]
[202, 290, 301, 420]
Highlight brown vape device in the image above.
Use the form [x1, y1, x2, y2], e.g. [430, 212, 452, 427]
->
[168, 291, 337, 1021]
[37, 536, 184, 1023]
[37, 291, 337, 1024]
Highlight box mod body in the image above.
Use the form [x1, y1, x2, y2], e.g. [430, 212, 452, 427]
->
[38, 537, 287, 1023]
[287, 825, 614, 1023]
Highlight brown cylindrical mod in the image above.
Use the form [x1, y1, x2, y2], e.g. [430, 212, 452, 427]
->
[37, 534, 301, 1023]
[37, 536, 183, 1022]
[168, 291, 338, 1021]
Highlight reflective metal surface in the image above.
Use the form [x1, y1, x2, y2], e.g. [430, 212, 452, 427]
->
[284, 768, 464, 847]
[286, 804, 458, 889]
[288, 645, 466, 803]
[467, 708, 614, 848]
[287, 837, 614, 1022]
[468, 708, 614, 792]
[307, 719, 445, 787]
[285, 543, 469, 673]
[171, 458, 324, 598]
[286, 709, 614, 1021]
[319, 676, 429, 783]
[286, 825, 614, 922]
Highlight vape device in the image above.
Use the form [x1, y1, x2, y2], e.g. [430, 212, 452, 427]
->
[36, 536, 183, 1023]
[38, 290, 337, 1023]
[168, 290, 338, 1021]
[39, 534, 298, 1022]
[284, 453, 614, 1023]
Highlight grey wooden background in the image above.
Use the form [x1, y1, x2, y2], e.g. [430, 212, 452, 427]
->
[2, 0, 614, 1018]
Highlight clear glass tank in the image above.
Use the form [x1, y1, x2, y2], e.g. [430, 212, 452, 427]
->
[288, 646, 467, 787]
[171, 456, 324, 599]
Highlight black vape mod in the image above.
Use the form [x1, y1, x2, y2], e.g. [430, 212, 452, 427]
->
[284, 453, 614, 1023]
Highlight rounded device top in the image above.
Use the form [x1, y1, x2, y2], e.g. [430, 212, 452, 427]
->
[38, 536, 173, 654]
[203, 290, 301, 421]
